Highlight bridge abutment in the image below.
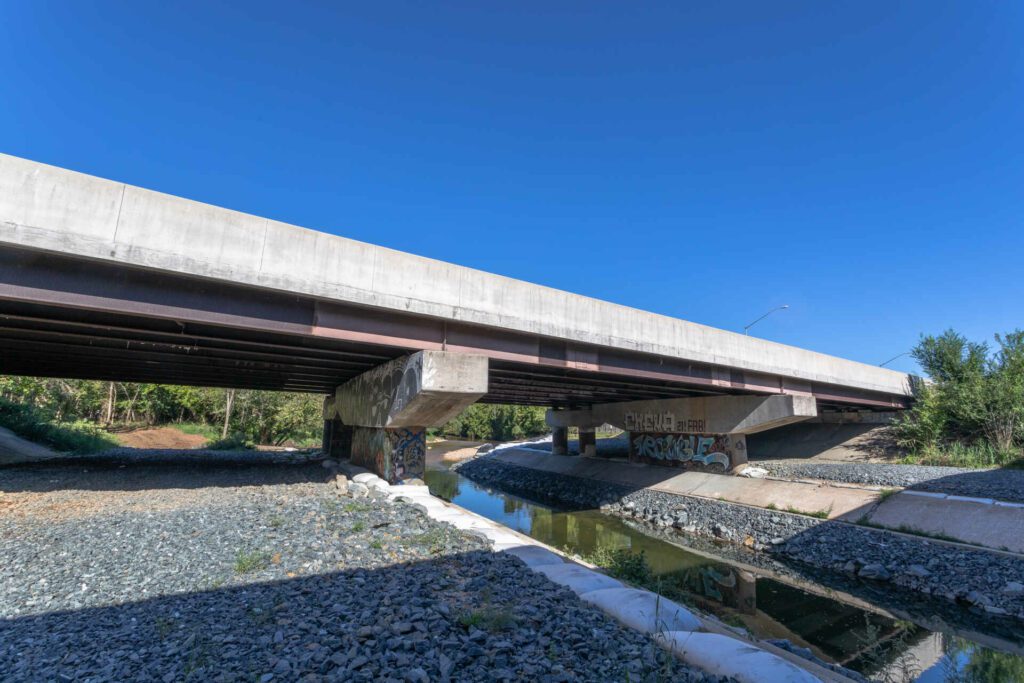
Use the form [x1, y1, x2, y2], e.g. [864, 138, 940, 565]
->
[547, 395, 817, 472]
[324, 351, 488, 483]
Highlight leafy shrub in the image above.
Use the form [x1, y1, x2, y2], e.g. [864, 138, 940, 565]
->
[205, 433, 253, 451]
[0, 398, 118, 454]
[894, 329, 1024, 465]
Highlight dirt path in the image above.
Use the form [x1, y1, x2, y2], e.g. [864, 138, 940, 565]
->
[114, 427, 208, 450]
[0, 426, 60, 465]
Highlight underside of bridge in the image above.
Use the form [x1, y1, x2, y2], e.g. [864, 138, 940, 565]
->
[0, 246, 905, 412]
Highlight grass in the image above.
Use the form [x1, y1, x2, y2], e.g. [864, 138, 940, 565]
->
[901, 442, 1024, 469]
[369, 539, 384, 550]
[580, 546, 698, 612]
[154, 616, 175, 639]
[172, 421, 221, 440]
[784, 504, 832, 519]
[411, 528, 449, 554]
[234, 549, 272, 574]
[0, 398, 119, 454]
[581, 546, 653, 585]
[350, 521, 366, 533]
[268, 515, 285, 529]
[458, 605, 517, 632]
[878, 488, 899, 502]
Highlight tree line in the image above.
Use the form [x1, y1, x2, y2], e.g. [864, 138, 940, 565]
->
[436, 403, 548, 442]
[0, 377, 323, 449]
[0, 375, 550, 453]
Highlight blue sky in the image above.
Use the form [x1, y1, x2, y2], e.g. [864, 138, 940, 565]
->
[3, 2, 1022, 374]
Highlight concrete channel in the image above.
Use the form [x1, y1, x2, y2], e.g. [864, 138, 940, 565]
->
[420, 442, 1024, 682]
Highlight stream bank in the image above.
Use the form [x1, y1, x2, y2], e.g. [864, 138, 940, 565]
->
[441, 453, 1024, 681]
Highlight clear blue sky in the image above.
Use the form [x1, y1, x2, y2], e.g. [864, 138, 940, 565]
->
[3, 3, 1022, 374]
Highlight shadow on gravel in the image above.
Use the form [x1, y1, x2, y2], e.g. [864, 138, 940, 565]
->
[0, 551, 673, 682]
[905, 467, 1024, 505]
[0, 452, 332, 494]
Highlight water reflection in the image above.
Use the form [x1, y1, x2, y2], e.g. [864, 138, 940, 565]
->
[425, 466, 1024, 681]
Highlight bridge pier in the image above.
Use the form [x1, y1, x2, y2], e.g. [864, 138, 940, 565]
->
[551, 426, 569, 455]
[324, 351, 488, 483]
[578, 427, 597, 457]
[547, 395, 817, 472]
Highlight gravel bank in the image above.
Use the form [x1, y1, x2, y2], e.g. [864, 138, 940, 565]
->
[457, 456, 1024, 625]
[756, 460, 1024, 504]
[1, 454, 714, 682]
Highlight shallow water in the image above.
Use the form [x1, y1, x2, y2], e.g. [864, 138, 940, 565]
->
[425, 465, 1024, 682]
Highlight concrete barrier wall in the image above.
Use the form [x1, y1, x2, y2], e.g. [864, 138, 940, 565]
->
[0, 153, 913, 398]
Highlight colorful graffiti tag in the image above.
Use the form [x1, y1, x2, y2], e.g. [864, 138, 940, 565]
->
[350, 426, 426, 483]
[629, 432, 745, 471]
[388, 427, 426, 481]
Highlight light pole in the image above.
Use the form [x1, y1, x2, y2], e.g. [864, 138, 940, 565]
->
[880, 351, 910, 367]
[744, 305, 789, 336]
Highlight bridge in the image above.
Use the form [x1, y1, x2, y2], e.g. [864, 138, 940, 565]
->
[0, 153, 913, 481]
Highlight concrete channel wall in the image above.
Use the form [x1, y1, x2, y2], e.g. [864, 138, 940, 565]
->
[0, 153, 912, 398]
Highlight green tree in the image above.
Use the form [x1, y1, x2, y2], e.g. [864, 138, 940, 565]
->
[441, 404, 549, 441]
[897, 329, 1024, 460]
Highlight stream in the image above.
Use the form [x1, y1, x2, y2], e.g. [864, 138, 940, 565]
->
[425, 463, 1024, 682]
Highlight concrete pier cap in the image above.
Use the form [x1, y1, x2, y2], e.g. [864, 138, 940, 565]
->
[325, 350, 488, 482]
[546, 395, 817, 471]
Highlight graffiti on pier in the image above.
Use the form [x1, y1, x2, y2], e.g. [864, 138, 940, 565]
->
[351, 426, 426, 483]
[338, 353, 424, 428]
[623, 411, 706, 434]
[389, 427, 425, 481]
[629, 432, 745, 471]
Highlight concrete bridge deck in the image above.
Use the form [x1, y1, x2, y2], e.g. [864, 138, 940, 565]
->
[0, 153, 912, 411]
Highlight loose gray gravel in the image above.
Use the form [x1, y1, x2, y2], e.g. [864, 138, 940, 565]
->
[755, 460, 1024, 504]
[0, 453, 715, 682]
[457, 456, 1024, 626]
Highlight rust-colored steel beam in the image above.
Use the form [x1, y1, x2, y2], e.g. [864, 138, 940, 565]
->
[0, 248, 909, 409]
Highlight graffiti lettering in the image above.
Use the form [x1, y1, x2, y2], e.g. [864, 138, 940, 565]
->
[682, 419, 706, 432]
[622, 411, 707, 434]
[628, 431, 744, 471]
[631, 433, 729, 468]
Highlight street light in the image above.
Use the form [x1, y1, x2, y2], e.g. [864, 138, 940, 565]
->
[880, 351, 910, 367]
[744, 305, 789, 336]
